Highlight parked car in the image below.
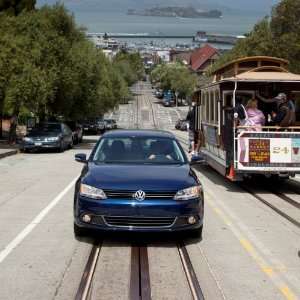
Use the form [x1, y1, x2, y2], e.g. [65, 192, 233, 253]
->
[21, 122, 73, 152]
[65, 121, 83, 144]
[175, 119, 185, 130]
[180, 120, 188, 131]
[163, 90, 175, 106]
[104, 119, 117, 130]
[73, 130, 204, 238]
[155, 90, 163, 99]
[175, 119, 188, 131]
[81, 119, 99, 134]
[97, 120, 106, 133]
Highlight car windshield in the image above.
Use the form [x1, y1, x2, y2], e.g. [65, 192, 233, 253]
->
[30, 124, 61, 134]
[65, 122, 76, 130]
[93, 137, 186, 165]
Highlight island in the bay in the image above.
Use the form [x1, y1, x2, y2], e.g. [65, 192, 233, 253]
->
[127, 6, 222, 19]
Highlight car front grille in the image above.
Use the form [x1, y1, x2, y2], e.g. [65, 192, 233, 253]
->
[103, 216, 176, 228]
[103, 190, 176, 199]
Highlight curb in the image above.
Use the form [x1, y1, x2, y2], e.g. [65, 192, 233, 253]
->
[0, 150, 19, 160]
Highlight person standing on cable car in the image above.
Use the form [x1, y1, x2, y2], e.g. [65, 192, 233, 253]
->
[256, 92, 295, 126]
[233, 96, 247, 126]
[186, 102, 196, 153]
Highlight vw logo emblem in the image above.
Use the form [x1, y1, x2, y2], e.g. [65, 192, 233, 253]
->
[133, 190, 146, 201]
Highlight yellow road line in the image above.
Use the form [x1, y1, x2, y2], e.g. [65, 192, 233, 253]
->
[281, 286, 297, 300]
[204, 189, 298, 300]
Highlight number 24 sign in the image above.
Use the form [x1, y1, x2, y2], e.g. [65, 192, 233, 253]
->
[272, 147, 289, 154]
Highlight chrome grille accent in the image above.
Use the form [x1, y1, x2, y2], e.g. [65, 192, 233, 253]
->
[104, 216, 176, 228]
[104, 190, 176, 199]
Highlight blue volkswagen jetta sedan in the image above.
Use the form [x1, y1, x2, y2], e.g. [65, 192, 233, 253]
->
[73, 130, 204, 238]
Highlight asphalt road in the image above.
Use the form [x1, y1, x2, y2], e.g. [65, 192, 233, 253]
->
[0, 82, 299, 300]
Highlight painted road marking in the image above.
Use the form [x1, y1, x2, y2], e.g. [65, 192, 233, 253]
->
[0, 177, 78, 264]
[203, 188, 299, 300]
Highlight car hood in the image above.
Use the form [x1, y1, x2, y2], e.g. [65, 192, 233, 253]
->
[82, 163, 197, 191]
[27, 132, 60, 138]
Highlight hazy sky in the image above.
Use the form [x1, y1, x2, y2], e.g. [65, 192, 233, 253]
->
[37, 0, 280, 13]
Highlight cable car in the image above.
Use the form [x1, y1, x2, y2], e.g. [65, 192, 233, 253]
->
[194, 56, 300, 181]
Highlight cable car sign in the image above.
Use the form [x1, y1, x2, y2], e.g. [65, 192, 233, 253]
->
[237, 131, 300, 170]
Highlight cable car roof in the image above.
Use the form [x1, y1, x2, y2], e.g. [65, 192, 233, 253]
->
[212, 56, 289, 76]
[223, 67, 300, 83]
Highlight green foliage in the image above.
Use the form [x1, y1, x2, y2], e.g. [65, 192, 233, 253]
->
[113, 51, 144, 85]
[0, 3, 133, 124]
[211, 0, 300, 74]
[151, 63, 198, 97]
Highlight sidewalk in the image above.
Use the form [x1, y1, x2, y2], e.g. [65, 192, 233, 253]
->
[0, 141, 19, 159]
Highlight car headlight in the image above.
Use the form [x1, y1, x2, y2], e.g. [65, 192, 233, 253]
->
[80, 184, 107, 200]
[47, 137, 59, 142]
[23, 137, 32, 142]
[174, 186, 202, 201]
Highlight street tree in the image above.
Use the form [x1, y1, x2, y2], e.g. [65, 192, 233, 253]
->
[0, 3, 134, 140]
[0, 0, 35, 15]
[151, 63, 198, 99]
[211, 0, 300, 73]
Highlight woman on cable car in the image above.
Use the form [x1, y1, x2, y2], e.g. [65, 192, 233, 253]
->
[244, 98, 265, 130]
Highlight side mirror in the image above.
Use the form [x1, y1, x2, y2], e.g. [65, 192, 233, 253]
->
[75, 153, 87, 163]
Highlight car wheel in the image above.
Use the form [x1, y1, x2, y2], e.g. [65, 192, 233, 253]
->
[189, 225, 203, 239]
[59, 142, 64, 153]
[74, 223, 86, 238]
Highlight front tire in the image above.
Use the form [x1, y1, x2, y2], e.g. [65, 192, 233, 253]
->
[58, 142, 64, 153]
[189, 225, 203, 239]
[74, 223, 86, 238]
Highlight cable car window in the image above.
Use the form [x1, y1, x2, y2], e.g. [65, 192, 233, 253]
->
[215, 90, 219, 123]
[205, 92, 209, 122]
[210, 91, 214, 123]
[201, 91, 206, 121]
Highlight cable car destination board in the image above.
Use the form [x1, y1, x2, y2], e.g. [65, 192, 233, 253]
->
[237, 132, 300, 170]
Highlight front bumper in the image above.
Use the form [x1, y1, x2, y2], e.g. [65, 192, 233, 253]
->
[21, 141, 60, 150]
[74, 196, 203, 232]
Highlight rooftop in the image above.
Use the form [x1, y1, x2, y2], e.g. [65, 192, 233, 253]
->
[190, 45, 218, 72]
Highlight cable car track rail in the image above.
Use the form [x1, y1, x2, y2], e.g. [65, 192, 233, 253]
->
[240, 185, 300, 229]
[75, 242, 102, 300]
[130, 245, 151, 300]
[173, 131, 300, 230]
[178, 242, 205, 300]
[266, 189, 300, 210]
[75, 84, 206, 300]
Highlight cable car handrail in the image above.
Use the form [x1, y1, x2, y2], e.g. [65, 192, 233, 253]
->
[236, 126, 300, 130]
[202, 121, 218, 127]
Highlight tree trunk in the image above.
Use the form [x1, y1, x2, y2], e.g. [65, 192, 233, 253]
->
[8, 106, 19, 144]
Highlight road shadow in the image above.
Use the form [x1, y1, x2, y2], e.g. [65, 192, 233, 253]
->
[75, 230, 202, 247]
